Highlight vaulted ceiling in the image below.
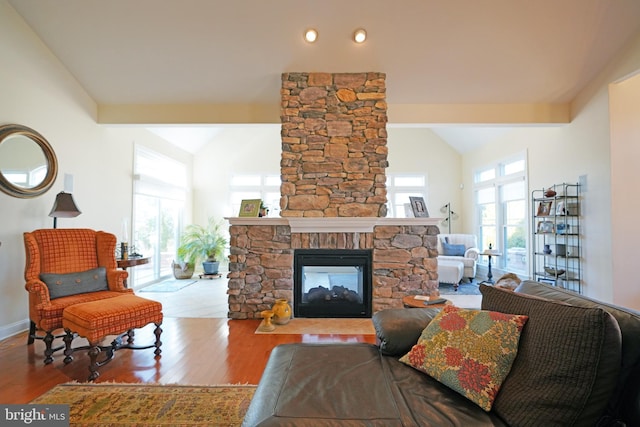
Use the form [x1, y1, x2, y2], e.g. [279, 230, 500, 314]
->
[9, 0, 640, 152]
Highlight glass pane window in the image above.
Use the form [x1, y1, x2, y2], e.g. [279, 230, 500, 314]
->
[475, 168, 496, 183]
[4, 172, 27, 186]
[503, 159, 525, 176]
[230, 174, 281, 217]
[264, 175, 281, 186]
[136, 149, 186, 188]
[386, 174, 427, 218]
[132, 146, 187, 288]
[473, 153, 527, 275]
[504, 199, 527, 273]
[132, 195, 183, 287]
[478, 191, 497, 251]
[394, 176, 425, 187]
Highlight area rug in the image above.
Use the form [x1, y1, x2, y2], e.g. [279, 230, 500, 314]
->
[438, 281, 481, 295]
[255, 318, 375, 335]
[139, 279, 196, 293]
[30, 383, 255, 426]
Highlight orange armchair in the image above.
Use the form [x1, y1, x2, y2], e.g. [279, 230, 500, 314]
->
[24, 228, 131, 364]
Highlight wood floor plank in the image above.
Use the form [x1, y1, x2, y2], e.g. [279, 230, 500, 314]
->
[1, 278, 376, 403]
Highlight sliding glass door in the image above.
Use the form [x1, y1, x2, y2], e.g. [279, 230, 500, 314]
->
[131, 146, 187, 289]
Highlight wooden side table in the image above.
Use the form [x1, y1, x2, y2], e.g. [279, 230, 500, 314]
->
[116, 257, 150, 288]
[402, 295, 452, 309]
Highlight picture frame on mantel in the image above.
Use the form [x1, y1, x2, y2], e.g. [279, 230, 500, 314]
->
[238, 199, 262, 217]
[409, 196, 429, 218]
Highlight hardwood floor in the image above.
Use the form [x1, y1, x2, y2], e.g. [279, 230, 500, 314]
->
[0, 276, 376, 404]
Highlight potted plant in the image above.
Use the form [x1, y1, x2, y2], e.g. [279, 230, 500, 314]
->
[171, 258, 195, 280]
[177, 217, 227, 275]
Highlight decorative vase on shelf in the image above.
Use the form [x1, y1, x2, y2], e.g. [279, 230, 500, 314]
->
[544, 188, 557, 198]
[272, 299, 292, 325]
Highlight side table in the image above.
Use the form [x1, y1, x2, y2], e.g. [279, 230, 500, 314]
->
[116, 257, 150, 288]
[480, 246, 502, 284]
[402, 295, 452, 309]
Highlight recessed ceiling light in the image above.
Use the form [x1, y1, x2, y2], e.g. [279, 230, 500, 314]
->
[304, 28, 318, 43]
[353, 28, 367, 43]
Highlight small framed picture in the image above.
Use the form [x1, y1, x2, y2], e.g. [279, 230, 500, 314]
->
[404, 203, 414, 218]
[556, 201, 566, 215]
[409, 197, 429, 218]
[556, 222, 570, 234]
[536, 201, 553, 216]
[537, 220, 554, 234]
[238, 199, 262, 217]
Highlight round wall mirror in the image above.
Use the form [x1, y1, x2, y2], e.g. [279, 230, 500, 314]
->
[0, 124, 58, 198]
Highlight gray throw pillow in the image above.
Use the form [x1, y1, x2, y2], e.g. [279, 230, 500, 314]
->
[480, 284, 621, 426]
[442, 242, 466, 256]
[40, 267, 109, 299]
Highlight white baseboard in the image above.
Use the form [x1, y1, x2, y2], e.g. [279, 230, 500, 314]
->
[0, 318, 29, 341]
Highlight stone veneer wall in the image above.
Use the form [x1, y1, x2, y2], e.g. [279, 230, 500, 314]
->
[227, 224, 439, 319]
[280, 72, 388, 217]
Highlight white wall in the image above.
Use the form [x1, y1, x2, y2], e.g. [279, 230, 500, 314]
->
[192, 126, 281, 224]
[386, 128, 463, 230]
[610, 72, 640, 309]
[0, 2, 192, 339]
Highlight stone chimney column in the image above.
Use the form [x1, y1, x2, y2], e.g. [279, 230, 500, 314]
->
[280, 72, 388, 218]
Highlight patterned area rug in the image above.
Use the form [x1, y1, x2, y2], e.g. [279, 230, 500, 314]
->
[139, 279, 196, 292]
[439, 280, 481, 295]
[31, 383, 255, 426]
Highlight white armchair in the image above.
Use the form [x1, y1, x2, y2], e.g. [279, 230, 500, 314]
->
[436, 234, 480, 279]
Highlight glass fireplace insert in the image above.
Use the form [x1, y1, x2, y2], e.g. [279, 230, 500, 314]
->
[293, 249, 372, 318]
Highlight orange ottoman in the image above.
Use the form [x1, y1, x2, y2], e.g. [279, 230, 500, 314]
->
[62, 294, 163, 381]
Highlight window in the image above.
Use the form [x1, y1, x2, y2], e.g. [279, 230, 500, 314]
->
[4, 165, 46, 187]
[132, 146, 187, 288]
[230, 174, 281, 217]
[229, 173, 429, 219]
[386, 174, 428, 218]
[474, 155, 527, 274]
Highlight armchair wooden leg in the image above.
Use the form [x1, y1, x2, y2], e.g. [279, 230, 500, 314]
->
[27, 321, 36, 345]
[154, 323, 162, 357]
[63, 330, 75, 364]
[88, 344, 101, 381]
[43, 331, 55, 365]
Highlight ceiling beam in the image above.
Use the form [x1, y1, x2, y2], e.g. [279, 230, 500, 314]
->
[98, 102, 570, 125]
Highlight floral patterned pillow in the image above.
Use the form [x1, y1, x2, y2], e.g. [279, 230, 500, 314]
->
[399, 305, 528, 411]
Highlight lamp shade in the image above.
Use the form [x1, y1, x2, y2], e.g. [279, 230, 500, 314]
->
[49, 191, 81, 218]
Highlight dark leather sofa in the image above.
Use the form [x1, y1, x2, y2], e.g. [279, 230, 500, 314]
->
[242, 281, 640, 426]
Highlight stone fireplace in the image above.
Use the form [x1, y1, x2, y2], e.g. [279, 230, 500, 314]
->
[227, 72, 440, 319]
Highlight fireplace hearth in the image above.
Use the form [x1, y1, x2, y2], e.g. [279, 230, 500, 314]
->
[293, 249, 372, 318]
